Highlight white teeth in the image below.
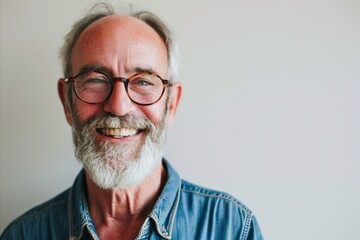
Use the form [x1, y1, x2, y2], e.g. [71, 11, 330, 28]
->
[114, 128, 120, 136]
[99, 128, 138, 138]
[119, 128, 137, 136]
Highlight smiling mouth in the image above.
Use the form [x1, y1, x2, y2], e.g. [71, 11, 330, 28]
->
[97, 128, 142, 139]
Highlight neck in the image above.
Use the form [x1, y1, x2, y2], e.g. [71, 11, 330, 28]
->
[85, 162, 167, 221]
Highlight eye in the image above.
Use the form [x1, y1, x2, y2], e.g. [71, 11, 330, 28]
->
[77, 72, 110, 87]
[132, 78, 154, 86]
[131, 73, 161, 87]
[84, 77, 108, 84]
[75, 72, 111, 94]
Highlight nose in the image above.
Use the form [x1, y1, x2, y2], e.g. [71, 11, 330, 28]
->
[103, 80, 136, 116]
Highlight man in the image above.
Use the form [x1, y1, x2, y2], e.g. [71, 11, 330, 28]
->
[1, 3, 263, 239]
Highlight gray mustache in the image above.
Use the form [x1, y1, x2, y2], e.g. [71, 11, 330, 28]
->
[82, 113, 154, 131]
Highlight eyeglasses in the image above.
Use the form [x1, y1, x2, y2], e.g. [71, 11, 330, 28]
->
[64, 70, 172, 106]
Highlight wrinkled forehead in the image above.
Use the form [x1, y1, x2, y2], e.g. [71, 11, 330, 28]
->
[71, 15, 168, 75]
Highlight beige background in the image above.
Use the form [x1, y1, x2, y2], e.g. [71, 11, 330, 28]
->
[1, 0, 359, 239]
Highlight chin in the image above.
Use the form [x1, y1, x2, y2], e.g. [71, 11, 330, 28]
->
[87, 155, 163, 190]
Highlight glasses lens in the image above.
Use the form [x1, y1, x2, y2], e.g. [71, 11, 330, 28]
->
[128, 73, 164, 104]
[74, 72, 111, 103]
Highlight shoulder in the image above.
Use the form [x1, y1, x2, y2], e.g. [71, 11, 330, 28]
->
[9, 188, 70, 224]
[180, 179, 252, 216]
[173, 180, 263, 239]
[1, 189, 70, 239]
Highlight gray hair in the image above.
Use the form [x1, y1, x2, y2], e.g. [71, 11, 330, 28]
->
[59, 2, 179, 109]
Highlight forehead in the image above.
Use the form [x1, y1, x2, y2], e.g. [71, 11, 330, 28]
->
[71, 15, 168, 76]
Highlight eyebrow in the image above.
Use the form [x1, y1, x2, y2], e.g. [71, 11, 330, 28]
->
[134, 67, 166, 79]
[77, 64, 107, 74]
[134, 67, 158, 75]
[75, 65, 161, 77]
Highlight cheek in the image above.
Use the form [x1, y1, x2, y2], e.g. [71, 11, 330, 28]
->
[71, 89, 168, 124]
[140, 99, 168, 124]
[73, 99, 167, 124]
[72, 100, 102, 123]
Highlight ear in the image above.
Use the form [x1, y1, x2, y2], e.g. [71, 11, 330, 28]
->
[166, 82, 182, 128]
[58, 78, 72, 125]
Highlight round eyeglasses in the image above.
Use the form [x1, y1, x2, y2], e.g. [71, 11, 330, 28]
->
[64, 70, 172, 106]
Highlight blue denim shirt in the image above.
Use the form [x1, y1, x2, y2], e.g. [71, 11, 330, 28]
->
[1, 160, 263, 239]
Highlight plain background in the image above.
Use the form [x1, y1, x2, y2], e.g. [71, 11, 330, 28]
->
[1, 0, 359, 239]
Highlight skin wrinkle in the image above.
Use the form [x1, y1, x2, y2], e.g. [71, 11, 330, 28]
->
[88, 170, 165, 220]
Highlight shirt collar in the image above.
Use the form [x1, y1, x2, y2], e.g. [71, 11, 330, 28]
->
[148, 159, 182, 239]
[68, 169, 98, 240]
[68, 159, 181, 240]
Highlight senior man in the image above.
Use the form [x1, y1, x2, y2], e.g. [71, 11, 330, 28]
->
[1, 3, 263, 240]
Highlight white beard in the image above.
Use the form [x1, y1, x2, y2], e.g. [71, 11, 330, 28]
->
[71, 114, 167, 189]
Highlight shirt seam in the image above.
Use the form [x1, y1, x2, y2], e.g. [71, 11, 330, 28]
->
[68, 183, 74, 239]
[166, 178, 182, 238]
[181, 189, 252, 215]
[241, 214, 253, 240]
[182, 188, 254, 239]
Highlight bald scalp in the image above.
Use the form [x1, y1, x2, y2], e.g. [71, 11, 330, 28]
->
[70, 15, 169, 77]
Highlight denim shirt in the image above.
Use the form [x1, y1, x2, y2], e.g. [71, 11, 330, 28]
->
[1, 160, 263, 240]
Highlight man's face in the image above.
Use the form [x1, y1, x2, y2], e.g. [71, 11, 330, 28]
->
[58, 16, 181, 189]
[71, 16, 170, 128]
